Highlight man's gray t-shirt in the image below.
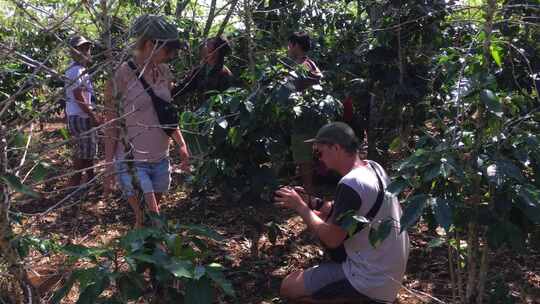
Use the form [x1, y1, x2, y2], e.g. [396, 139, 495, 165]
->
[65, 63, 94, 118]
[329, 161, 410, 303]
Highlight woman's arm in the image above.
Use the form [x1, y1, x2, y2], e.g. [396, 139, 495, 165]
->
[171, 128, 190, 171]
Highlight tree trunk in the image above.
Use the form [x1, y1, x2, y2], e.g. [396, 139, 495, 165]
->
[243, 0, 255, 84]
[202, 0, 217, 39]
[448, 239, 457, 303]
[175, 0, 189, 19]
[465, 221, 479, 302]
[476, 235, 489, 304]
[483, 0, 496, 70]
[456, 231, 464, 302]
[217, 0, 239, 36]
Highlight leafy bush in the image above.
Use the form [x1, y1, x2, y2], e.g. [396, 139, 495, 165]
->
[48, 214, 234, 303]
[181, 59, 342, 202]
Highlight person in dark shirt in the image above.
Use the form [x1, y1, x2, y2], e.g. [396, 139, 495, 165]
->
[173, 35, 234, 110]
[286, 31, 323, 193]
[286, 31, 322, 91]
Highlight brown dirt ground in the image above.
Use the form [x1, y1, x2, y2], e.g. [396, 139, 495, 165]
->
[5, 123, 540, 304]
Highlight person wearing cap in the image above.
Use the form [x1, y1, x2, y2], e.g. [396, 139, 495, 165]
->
[286, 31, 323, 194]
[65, 35, 99, 190]
[103, 15, 190, 228]
[173, 35, 234, 110]
[274, 122, 410, 303]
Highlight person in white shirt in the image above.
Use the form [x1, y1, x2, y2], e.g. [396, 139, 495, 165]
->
[64, 35, 99, 190]
[275, 122, 410, 303]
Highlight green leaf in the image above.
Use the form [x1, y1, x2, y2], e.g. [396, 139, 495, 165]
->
[480, 89, 503, 117]
[368, 219, 393, 248]
[337, 210, 370, 237]
[117, 273, 144, 301]
[422, 164, 441, 182]
[388, 136, 401, 153]
[130, 253, 159, 264]
[62, 244, 108, 262]
[59, 127, 70, 140]
[1, 174, 40, 198]
[400, 195, 430, 232]
[119, 227, 160, 251]
[386, 178, 409, 196]
[179, 224, 224, 241]
[32, 162, 51, 182]
[12, 132, 27, 148]
[490, 44, 503, 68]
[73, 268, 100, 291]
[431, 197, 453, 231]
[206, 263, 235, 297]
[76, 275, 110, 304]
[184, 276, 214, 304]
[337, 210, 360, 236]
[171, 234, 183, 257]
[164, 260, 194, 279]
[194, 265, 206, 280]
[227, 127, 243, 147]
[428, 238, 445, 248]
[265, 221, 282, 244]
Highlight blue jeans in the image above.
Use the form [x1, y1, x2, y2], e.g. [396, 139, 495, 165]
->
[115, 158, 171, 198]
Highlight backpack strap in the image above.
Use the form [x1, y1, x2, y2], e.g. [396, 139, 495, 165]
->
[127, 60, 162, 102]
[365, 162, 385, 221]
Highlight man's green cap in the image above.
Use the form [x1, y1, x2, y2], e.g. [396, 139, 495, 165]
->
[131, 14, 184, 49]
[305, 122, 358, 146]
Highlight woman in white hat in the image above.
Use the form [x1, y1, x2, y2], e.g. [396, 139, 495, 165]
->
[103, 15, 190, 227]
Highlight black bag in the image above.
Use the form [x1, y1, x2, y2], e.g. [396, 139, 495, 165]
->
[127, 61, 179, 137]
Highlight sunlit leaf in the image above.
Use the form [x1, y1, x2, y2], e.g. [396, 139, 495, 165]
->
[59, 127, 70, 140]
[490, 44, 503, 68]
[389, 137, 401, 153]
[368, 219, 393, 248]
[164, 260, 194, 279]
